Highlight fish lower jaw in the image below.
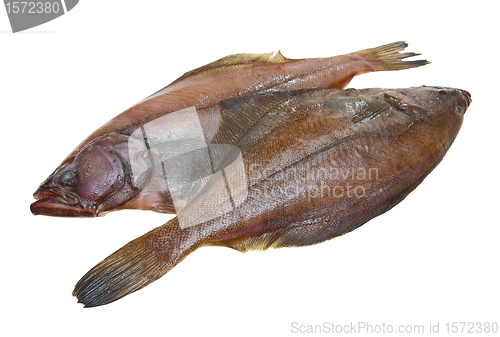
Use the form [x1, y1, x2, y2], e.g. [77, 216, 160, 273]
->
[30, 195, 96, 217]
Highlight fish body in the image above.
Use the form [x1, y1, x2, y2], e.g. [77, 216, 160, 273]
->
[31, 42, 428, 217]
[73, 86, 470, 307]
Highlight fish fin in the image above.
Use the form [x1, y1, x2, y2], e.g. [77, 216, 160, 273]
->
[352, 101, 391, 123]
[172, 51, 299, 84]
[222, 228, 291, 253]
[221, 213, 364, 253]
[356, 41, 430, 71]
[222, 196, 406, 253]
[72, 218, 200, 307]
[211, 91, 302, 148]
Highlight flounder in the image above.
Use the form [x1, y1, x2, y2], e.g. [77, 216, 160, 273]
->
[71, 86, 470, 306]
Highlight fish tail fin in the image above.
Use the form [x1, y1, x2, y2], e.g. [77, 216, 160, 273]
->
[356, 41, 430, 71]
[72, 218, 201, 307]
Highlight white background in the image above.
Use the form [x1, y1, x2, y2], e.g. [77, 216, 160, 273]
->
[1, 1, 498, 336]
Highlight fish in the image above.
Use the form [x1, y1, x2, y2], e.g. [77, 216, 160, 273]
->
[72, 85, 471, 307]
[30, 41, 428, 217]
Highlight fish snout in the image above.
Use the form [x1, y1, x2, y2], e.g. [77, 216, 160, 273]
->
[33, 172, 81, 207]
[33, 187, 80, 206]
[453, 89, 471, 115]
[459, 89, 472, 109]
[436, 87, 471, 115]
[31, 185, 96, 217]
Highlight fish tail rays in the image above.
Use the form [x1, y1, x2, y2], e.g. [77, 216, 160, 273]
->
[357, 41, 430, 71]
[72, 218, 201, 307]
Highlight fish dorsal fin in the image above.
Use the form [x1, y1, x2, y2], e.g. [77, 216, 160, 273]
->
[172, 51, 296, 84]
[211, 50, 292, 66]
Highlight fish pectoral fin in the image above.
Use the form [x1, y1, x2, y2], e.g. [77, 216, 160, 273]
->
[172, 51, 299, 84]
[356, 41, 430, 71]
[212, 90, 303, 148]
[73, 218, 199, 307]
[352, 101, 391, 123]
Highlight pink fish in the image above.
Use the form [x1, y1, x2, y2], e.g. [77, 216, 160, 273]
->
[31, 42, 428, 217]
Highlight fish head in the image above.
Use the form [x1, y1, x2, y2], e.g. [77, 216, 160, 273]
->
[31, 134, 138, 217]
[375, 86, 471, 168]
[383, 86, 471, 122]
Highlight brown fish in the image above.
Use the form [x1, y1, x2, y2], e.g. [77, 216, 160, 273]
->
[31, 42, 428, 217]
[72, 86, 470, 307]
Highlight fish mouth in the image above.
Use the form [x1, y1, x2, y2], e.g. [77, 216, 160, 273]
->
[460, 89, 472, 108]
[453, 89, 471, 115]
[31, 189, 96, 217]
[432, 86, 471, 113]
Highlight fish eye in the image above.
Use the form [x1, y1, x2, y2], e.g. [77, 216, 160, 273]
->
[453, 101, 464, 114]
[60, 171, 77, 187]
